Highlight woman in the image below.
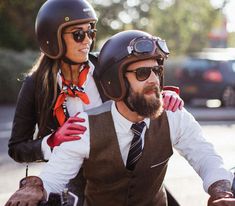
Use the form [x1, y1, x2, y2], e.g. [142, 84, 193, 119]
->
[8, 0, 183, 164]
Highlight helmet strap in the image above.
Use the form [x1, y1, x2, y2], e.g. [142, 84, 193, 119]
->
[156, 58, 164, 66]
[62, 56, 81, 65]
[123, 78, 135, 112]
[158, 65, 164, 91]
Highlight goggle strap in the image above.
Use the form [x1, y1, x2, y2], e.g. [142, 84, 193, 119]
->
[127, 46, 133, 54]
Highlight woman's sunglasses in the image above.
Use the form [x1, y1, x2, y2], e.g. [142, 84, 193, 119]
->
[64, 29, 97, 43]
[126, 66, 162, 81]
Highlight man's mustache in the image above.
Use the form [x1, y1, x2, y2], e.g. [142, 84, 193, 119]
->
[143, 85, 160, 95]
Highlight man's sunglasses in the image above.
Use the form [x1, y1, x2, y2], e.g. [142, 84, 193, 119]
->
[126, 66, 162, 81]
[64, 29, 97, 43]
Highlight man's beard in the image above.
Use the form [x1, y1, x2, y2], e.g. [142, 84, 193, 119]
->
[127, 85, 163, 118]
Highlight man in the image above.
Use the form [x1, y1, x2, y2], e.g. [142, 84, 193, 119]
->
[7, 0, 183, 205]
[5, 30, 234, 206]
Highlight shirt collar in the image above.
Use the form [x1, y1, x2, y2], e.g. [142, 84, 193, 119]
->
[87, 60, 95, 74]
[57, 61, 94, 89]
[111, 101, 150, 132]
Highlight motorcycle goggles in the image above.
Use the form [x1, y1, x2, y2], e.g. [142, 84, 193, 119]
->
[127, 36, 170, 60]
[64, 28, 97, 43]
[125, 66, 163, 81]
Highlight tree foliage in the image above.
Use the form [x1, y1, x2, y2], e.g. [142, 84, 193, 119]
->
[0, 0, 228, 55]
[148, 0, 220, 55]
[92, 0, 222, 55]
[0, 0, 44, 50]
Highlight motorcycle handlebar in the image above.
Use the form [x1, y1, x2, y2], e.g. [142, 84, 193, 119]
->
[38, 190, 78, 206]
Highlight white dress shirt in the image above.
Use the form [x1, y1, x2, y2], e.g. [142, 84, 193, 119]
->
[41, 61, 103, 160]
[40, 101, 233, 196]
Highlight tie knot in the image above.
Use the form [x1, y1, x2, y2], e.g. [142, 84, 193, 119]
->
[131, 121, 146, 136]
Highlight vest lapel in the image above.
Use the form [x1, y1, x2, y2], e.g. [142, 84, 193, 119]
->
[86, 111, 128, 172]
[132, 112, 173, 172]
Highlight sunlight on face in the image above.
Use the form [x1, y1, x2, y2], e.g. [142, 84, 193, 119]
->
[125, 59, 163, 117]
[63, 23, 93, 63]
[125, 59, 160, 96]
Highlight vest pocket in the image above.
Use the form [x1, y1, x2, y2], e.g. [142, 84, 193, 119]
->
[150, 157, 170, 169]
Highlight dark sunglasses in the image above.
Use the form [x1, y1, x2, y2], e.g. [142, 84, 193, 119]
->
[126, 66, 162, 81]
[64, 29, 97, 43]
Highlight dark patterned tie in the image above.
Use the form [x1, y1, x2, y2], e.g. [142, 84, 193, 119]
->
[126, 121, 146, 170]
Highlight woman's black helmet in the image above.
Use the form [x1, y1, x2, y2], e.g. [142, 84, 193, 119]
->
[98, 30, 170, 101]
[35, 0, 97, 59]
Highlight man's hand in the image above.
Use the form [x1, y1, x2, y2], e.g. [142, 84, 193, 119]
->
[47, 116, 87, 148]
[5, 176, 46, 206]
[208, 180, 234, 206]
[162, 87, 184, 112]
[208, 198, 235, 206]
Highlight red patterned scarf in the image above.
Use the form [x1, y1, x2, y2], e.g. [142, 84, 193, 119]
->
[53, 64, 90, 126]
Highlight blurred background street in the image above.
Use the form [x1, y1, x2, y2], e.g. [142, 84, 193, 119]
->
[0, 105, 235, 206]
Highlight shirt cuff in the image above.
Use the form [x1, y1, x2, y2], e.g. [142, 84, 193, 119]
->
[204, 170, 234, 193]
[41, 134, 53, 161]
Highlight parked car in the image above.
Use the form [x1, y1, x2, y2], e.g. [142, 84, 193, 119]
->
[165, 50, 235, 107]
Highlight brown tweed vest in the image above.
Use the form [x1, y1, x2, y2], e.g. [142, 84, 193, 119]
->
[83, 102, 173, 206]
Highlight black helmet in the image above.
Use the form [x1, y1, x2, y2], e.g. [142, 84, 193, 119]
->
[35, 0, 97, 59]
[98, 30, 170, 101]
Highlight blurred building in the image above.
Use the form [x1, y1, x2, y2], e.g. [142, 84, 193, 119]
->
[208, 15, 228, 48]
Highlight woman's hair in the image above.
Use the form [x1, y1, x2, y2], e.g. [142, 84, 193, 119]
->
[29, 53, 59, 138]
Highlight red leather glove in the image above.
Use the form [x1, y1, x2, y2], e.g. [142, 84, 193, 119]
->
[162, 86, 184, 112]
[4, 176, 46, 206]
[47, 116, 87, 148]
[163, 86, 180, 95]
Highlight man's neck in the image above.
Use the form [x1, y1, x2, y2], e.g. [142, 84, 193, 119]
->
[115, 101, 144, 123]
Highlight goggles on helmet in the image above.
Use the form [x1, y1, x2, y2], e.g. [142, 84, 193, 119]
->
[127, 36, 170, 60]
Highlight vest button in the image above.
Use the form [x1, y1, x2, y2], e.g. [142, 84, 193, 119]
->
[130, 184, 135, 189]
[128, 194, 133, 198]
